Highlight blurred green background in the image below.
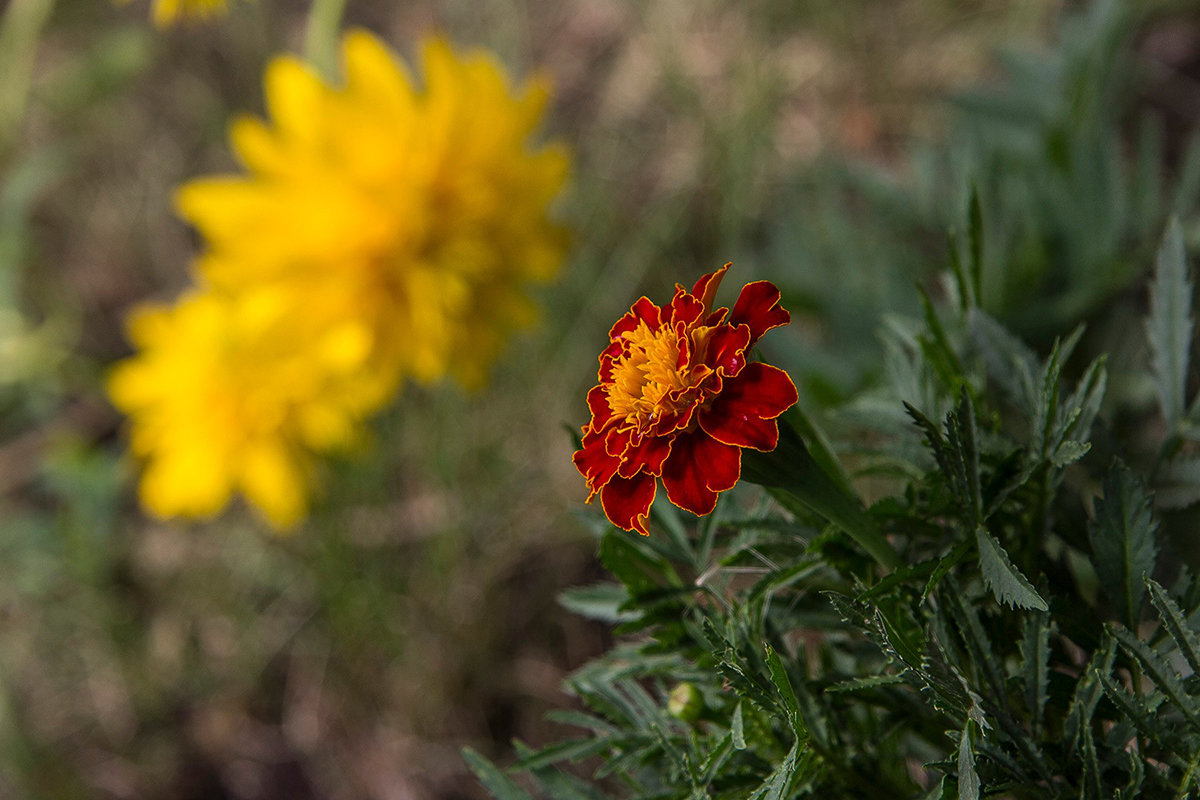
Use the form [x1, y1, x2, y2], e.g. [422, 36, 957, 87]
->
[1, 0, 1198, 797]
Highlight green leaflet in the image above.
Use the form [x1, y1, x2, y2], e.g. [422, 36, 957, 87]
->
[1146, 217, 1193, 430]
[975, 525, 1047, 611]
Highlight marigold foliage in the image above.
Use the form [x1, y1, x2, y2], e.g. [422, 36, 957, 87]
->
[110, 31, 569, 528]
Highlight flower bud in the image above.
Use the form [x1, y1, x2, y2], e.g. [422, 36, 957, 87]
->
[668, 682, 704, 722]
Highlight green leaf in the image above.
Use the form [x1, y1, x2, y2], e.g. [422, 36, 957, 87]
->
[1020, 611, 1050, 739]
[923, 540, 973, 600]
[1174, 130, 1200, 217]
[1050, 439, 1090, 467]
[1147, 577, 1200, 677]
[967, 186, 984, 308]
[557, 583, 637, 623]
[731, 701, 746, 750]
[976, 526, 1048, 610]
[1064, 634, 1116, 748]
[599, 531, 680, 599]
[1087, 461, 1158, 628]
[823, 674, 905, 694]
[1081, 727, 1102, 800]
[1115, 750, 1144, 800]
[957, 724, 981, 800]
[747, 740, 801, 800]
[1146, 217, 1193, 429]
[967, 308, 1038, 409]
[463, 748, 534, 800]
[1111, 624, 1200, 733]
[764, 644, 803, 735]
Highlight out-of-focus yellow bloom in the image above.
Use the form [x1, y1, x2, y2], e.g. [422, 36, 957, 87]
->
[109, 29, 569, 529]
[176, 30, 570, 390]
[117, 0, 235, 27]
[107, 287, 388, 529]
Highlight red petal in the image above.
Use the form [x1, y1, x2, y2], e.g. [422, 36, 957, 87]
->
[661, 430, 740, 516]
[699, 363, 798, 450]
[704, 324, 750, 376]
[669, 291, 705, 327]
[732, 281, 790, 346]
[604, 426, 634, 457]
[585, 385, 616, 432]
[618, 431, 673, 477]
[610, 296, 661, 341]
[573, 437, 621, 501]
[691, 263, 731, 314]
[600, 473, 656, 536]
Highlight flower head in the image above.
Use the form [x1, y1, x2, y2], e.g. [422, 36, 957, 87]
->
[107, 286, 387, 530]
[573, 264, 799, 535]
[175, 30, 570, 390]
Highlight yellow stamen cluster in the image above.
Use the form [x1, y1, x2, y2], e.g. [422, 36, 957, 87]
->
[607, 321, 711, 428]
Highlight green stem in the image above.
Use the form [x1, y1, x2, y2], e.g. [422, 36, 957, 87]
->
[742, 418, 901, 571]
[303, 0, 348, 79]
[0, 0, 56, 156]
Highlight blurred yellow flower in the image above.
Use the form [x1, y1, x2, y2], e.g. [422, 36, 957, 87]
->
[109, 29, 570, 529]
[176, 30, 570, 389]
[117, 0, 235, 27]
[107, 286, 388, 529]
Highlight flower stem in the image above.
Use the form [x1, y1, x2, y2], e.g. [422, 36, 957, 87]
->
[0, 0, 55, 156]
[743, 417, 901, 570]
[304, 0, 347, 79]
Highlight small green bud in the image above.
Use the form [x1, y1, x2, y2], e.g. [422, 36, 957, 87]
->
[668, 682, 704, 722]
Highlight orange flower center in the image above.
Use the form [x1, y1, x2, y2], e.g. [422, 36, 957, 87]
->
[607, 320, 710, 428]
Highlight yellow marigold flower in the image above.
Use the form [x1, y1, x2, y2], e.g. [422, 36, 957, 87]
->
[117, 0, 236, 27]
[175, 30, 570, 390]
[107, 286, 388, 529]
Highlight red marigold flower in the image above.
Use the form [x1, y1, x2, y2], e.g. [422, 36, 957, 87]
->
[573, 263, 799, 536]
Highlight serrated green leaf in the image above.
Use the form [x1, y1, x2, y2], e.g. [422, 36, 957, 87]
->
[823, 674, 905, 694]
[1064, 634, 1116, 749]
[957, 724, 981, 800]
[1088, 461, 1158, 628]
[463, 748, 534, 800]
[1147, 577, 1200, 677]
[1146, 217, 1193, 429]
[947, 391, 983, 526]
[1176, 748, 1200, 800]
[1081, 727, 1102, 800]
[976, 526, 1048, 610]
[1112, 623, 1200, 733]
[1096, 670, 1172, 750]
[764, 644, 803, 734]
[1051, 440, 1090, 467]
[747, 740, 801, 800]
